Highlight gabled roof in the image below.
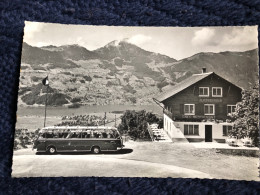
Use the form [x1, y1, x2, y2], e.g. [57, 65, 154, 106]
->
[156, 72, 242, 102]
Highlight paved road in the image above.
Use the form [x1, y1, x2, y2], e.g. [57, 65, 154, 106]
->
[12, 142, 259, 180]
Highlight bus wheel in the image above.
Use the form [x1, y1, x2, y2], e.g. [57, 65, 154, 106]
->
[47, 146, 56, 154]
[92, 146, 100, 154]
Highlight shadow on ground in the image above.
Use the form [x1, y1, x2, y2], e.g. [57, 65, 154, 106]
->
[36, 148, 133, 155]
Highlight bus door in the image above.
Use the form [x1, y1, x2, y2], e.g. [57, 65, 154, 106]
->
[103, 132, 118, 150]
[54, 130, 74, 151]
[103, 139, 117, 150]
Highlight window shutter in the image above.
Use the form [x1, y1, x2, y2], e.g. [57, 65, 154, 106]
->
[196, 104, 203, 115]
[180, 104, 184, 114]
[215, 104, 221, 116]
[214, 104, 218, 115]
[218, 104, 224, 116]
[215, 104, 220, 116]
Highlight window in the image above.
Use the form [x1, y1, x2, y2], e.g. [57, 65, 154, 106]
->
[184, 124, 199, 135]
[199, 87, 209, 97]
[223, 125, 232, 136]
[227, 105, 236, 115]
[184, 104, 195, 115]
[204, 104, 215, 115]
[212, 87, 222, 97]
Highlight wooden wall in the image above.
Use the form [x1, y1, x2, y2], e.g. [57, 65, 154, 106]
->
[162, 73, 242, 121]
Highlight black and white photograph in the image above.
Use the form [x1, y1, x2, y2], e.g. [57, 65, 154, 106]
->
[12, 22, 259, 180]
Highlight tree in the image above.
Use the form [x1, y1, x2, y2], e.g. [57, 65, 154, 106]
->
[231, 83, 259, 146]
[118, 110, 163, 140]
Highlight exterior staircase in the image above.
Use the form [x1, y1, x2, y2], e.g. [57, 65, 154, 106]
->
[148, 123, 172, 142]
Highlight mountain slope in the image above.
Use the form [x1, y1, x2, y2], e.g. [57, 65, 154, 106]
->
[19, 41, 258, 106]
[162, 49, 258, 89]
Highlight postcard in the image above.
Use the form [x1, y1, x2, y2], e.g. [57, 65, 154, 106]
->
[12, 22, 259, 180]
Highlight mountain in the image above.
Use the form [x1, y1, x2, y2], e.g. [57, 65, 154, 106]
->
[94, 40, 176, 63]
[22, 43, 98, 70]
[18, 41, 258, 107]
[93, 40, 177, 81]
[21, 43, 80, 70]
[41, 44, 99, 61]
[162, 49, 258, 89]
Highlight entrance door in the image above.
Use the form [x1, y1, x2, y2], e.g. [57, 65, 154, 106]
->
[205, 125, 212, 142]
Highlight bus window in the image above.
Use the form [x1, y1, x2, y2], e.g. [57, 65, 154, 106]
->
[102, 132, 107, 138]
[93, 131, 98, 138]
[46, 132, 54, 138]
[107, 132, 114, 138]
[53, 131, 59, 138]
[38, 133, 46, 138]
[62, 130, 69, 138]
[111, 130, 119, 138]
[58, 131, 64, 138]
[97, 132, 102, 138]
[81, 132, 86, 138]
[76, 132, 81, 138]
[70, 132, 77, 138]
[87, 130, 91, 138]
[66, 131, 72, 138]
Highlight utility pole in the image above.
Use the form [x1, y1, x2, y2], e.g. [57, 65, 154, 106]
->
[115, 114, 116, 127]
[104, 112, 106, 126]
[42, 76, 49, 127]
[44, 85, 49, 127]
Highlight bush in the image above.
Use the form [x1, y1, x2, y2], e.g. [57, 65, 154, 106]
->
[106, 81, 118, 87]
[68, 103, 81, 108]
[18, 87, 31, 96]
[118, 110, 163, 140]
[157, 80, 169, 91]
[31, 76, 41, 82]
[21, 92, 69, 106]
[71, 97, 81, 103]
[93, 75, 103, 78]
[70, 78, 77, 82]
[80, 79, 85, 83]
[63, 72, 72, 75]
[127, 96, 137, 104]
[67, 88, 77, 92]
[83, 75, 92, 82]
[123, 84, 136, 94]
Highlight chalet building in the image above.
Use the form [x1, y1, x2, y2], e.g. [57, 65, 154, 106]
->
[155, 68, 242, 143]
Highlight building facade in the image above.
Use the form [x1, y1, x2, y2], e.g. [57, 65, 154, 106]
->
[155, 69, 242, 142]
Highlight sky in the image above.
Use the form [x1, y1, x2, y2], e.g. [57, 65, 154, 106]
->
[24, 21, 258, 60]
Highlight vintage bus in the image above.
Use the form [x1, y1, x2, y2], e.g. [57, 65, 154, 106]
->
[33, 126, 124, 154]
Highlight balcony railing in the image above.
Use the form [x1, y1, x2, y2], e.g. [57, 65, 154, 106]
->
[163, 109, 173, 119]
[163, 109, 233, 122]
